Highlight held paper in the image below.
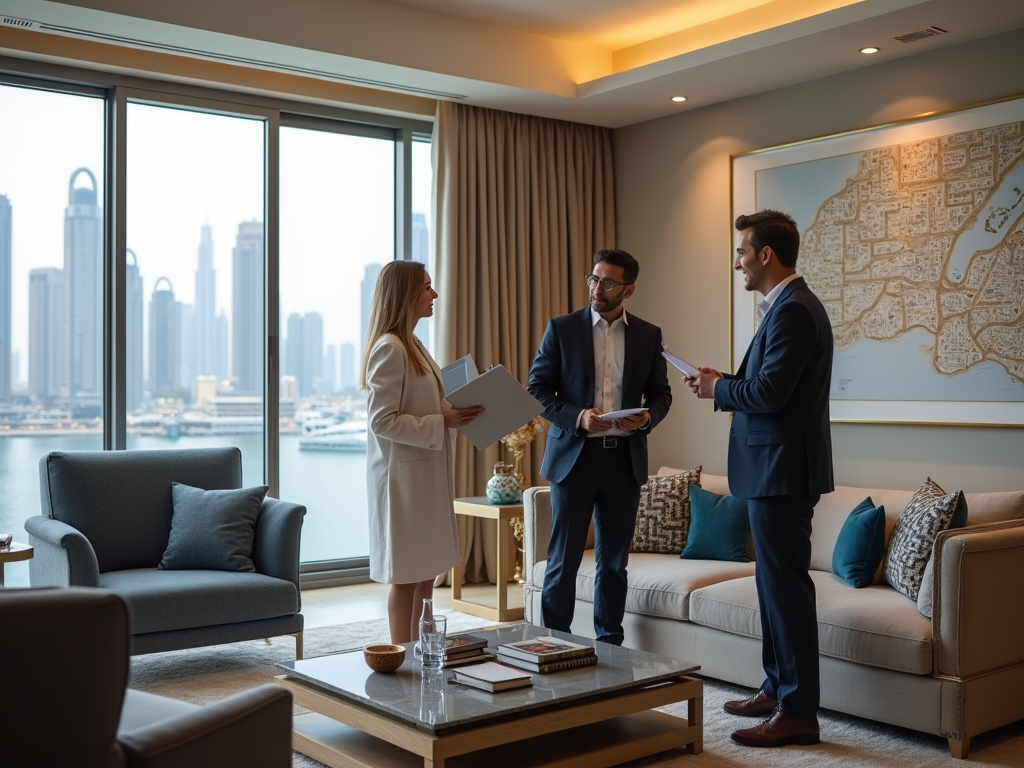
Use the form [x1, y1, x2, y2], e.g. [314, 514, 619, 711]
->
[446, 365, 543, 450]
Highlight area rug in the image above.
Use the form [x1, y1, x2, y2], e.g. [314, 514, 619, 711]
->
[130, 617, 1024, 768]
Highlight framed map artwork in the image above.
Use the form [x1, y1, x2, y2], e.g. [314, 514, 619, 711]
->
[732, 96, 1024, 426]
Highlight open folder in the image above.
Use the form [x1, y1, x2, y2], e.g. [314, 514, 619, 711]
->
[445, 364, 543, 450]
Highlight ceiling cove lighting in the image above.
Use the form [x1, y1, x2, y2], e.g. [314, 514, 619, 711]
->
[671, 96, 688, 102]
[859, 46, 880, 54]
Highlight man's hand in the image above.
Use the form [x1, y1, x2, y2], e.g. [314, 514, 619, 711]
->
[616, 411, 650, 431]
[580, 408, 614, 433]
[683, 367, 722, 399]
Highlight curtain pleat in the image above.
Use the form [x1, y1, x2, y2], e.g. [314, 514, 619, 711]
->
[432, 102, 615, 585]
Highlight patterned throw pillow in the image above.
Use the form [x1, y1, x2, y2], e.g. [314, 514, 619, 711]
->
[883, 478, 967, 601]
[630, 467, 701, 554]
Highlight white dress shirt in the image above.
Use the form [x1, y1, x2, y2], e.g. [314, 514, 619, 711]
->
[586, 309, 629, 437]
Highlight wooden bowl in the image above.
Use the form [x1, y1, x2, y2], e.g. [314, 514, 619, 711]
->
[363, 643, 406, 672]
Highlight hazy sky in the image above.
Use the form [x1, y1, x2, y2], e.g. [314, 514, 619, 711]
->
[0, 83, 432, 382]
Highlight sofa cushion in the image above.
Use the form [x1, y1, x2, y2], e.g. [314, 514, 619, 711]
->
[832, 497, 886, 588]
[689, 571, 933, 674]
[883, 478, 966, 601]
[100, 568, 298, 634]
[160, 483, 269, 572]
[630, 467, 701, 554]
[681, 486, 751, 562]
[540, 551, 755, 621]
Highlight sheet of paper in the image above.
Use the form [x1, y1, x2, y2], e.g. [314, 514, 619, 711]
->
[662, 350, 700, 377]
[597, 407, 648, 420]
[446, 365, 544, 450]
[441, 354, 479, 396]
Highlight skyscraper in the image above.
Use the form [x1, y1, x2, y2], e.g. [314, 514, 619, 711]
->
[360, 263, 383, 367]
[232, 221, 263, 394]
[126, 249, 144, 411]
[285, 312, 303, 383]
[194, 224, 217, 376]
[28, 268, 63, 400]
[340, 341, 355, 391]
[0, 194, 11, 401]
[284, 311, 323, 397]
[63, 168, 103, 400]
[149, 277, 181, 394]
[214, 312, 229, 380]
[180, 303, 196, 396]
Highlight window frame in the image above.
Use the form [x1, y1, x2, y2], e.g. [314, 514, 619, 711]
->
[0, 56, 432, 585]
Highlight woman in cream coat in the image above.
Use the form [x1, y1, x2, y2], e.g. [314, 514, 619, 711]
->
[362, 261, 484, 643]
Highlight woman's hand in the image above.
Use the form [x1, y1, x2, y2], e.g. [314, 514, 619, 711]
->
[443, 406, 485, 429]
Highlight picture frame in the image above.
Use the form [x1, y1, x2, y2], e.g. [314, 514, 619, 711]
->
[731, 95, 1024, 426]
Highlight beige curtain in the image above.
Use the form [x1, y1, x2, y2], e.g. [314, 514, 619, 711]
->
[432, 101, 615, 585]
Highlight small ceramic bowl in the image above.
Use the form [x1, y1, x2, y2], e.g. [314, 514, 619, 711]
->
[363, 643, 406, 672]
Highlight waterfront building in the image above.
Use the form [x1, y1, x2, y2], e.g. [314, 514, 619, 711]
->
[62, 168, 103, 401]
[195, 224, 217, 376]
[126, 249, 144, 411]
[232, 221, 263, 395]
[340, 341, 355, 391]
[28, 268, 63, 400]
[149, 277, 181, 394]
[359, 263, 382, 369]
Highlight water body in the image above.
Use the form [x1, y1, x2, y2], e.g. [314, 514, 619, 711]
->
[756, 153, 861, 232]
[0, 434, 369, 588]
[947, 159, 1024, 282]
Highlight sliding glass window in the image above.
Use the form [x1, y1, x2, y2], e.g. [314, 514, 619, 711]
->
[124, 101, 266, 484]
[278, 121, 395, 564]
[0, 83, 106, 586]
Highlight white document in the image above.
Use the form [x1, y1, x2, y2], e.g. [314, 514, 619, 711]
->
[597, 407, 648, 420]
[662, 350, 700, 377]
[441, 354, 479, 396]
[446, 365, 544, 450]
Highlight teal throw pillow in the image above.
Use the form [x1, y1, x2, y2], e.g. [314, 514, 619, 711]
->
[680, 485, 751, 562]
[160, 482, 269, 572]
[832, 497, 886, 588]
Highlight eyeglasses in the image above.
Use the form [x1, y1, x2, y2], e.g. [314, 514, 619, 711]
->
[585, 275, 633, 291]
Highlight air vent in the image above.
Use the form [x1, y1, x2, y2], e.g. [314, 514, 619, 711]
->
[2, 16, 41, 31]
[892, 26, 947, 44]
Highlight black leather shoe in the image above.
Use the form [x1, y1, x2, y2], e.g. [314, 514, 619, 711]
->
[723, 689, 778, 717]
[731, 707, 820, 747]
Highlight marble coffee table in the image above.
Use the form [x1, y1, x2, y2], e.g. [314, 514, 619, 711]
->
[275, 623, 702, 768]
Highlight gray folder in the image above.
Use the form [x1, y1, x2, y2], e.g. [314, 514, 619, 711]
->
[445, 365, 543, 450]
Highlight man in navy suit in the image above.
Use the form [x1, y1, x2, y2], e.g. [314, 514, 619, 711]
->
[685, 210, 834, 747]
[528, 249, 672, 646]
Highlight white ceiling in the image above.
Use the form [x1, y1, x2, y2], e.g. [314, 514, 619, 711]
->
[3, 0, 1024, 127]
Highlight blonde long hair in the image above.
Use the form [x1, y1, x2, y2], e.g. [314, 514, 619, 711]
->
[360, 260, 430, 388]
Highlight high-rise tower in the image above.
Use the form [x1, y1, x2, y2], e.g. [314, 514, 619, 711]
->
[195, 224, 217, 376]
[360, 263, 383, 368]
[0, 194, 11, 401]
[149, 277, 181, 394]
[232, 221, 263, 394]
[28, 268, 63, 400]
[63, 168, 103, 400]
[126, 248, 144, 411]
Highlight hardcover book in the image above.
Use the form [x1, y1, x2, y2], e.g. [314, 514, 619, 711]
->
[495, 636, 595, 663]
[494, 652, 598, 674]
[444, 652, 496, 668]
[445, 634, 489, 653]
[451, 661, 533, 692]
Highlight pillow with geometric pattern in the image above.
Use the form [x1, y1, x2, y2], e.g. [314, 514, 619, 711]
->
[630, 467, 701, 554]
[883, 478, 967, 601]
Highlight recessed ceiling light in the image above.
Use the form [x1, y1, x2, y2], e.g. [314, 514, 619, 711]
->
[859, 46, 880, 54]
[671, 96, 687, 103]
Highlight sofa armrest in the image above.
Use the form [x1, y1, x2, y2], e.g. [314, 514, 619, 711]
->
[119, 684, 293, 768]
[252, 498, 305, 591]
[933, 519, 1024, 679]
[524, 487, 551, 589]
[24, 515, 100, 587]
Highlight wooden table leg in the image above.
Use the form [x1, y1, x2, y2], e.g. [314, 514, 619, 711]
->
[451, 560, 462, 601]
[686, 690, 703, 755]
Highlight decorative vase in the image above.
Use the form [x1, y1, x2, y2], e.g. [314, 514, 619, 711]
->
[486, 462, 522, 504]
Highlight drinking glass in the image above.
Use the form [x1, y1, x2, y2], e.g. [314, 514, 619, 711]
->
[419, 614, 447, 670]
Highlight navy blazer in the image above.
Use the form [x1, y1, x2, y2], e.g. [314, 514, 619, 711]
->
[527, 306, 672, 486]
[715, 277, 835, 499]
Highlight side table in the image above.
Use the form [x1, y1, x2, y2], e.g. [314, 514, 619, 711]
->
[452, 497, 524, 622]
[0, 542, 33, 588]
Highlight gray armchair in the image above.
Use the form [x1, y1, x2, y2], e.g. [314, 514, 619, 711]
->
[26, 447, 305, 657]
[2, 587, 293, 768]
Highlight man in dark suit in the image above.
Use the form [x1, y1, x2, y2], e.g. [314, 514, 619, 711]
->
[528, 249, 672, 646]
[685, 210, 834, 747]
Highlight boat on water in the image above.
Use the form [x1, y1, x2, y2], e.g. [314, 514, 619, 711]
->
[298, 420, 368, 452]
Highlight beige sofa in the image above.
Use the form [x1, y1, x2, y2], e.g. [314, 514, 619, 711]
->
[522, 469, 1024, 758]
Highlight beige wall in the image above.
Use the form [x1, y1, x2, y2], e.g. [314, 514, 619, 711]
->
[614, 27, 1024, 493]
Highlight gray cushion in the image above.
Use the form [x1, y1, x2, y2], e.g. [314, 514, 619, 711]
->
[100, 568, 298, 634]
[39, 448, 244, 573]
[160, 483, 268, 572]
[689, 571, 933, 674]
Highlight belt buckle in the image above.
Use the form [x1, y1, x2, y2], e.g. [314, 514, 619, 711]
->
[602, 436, 617, 448]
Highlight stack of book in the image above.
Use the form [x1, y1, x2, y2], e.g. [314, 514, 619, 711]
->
[443, 633, 495, 667]
[494, 636, 597, 674]
[451, 661, 533, 692]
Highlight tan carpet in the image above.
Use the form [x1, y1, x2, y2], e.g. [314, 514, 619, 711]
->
[130, 617, 1024, 767]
